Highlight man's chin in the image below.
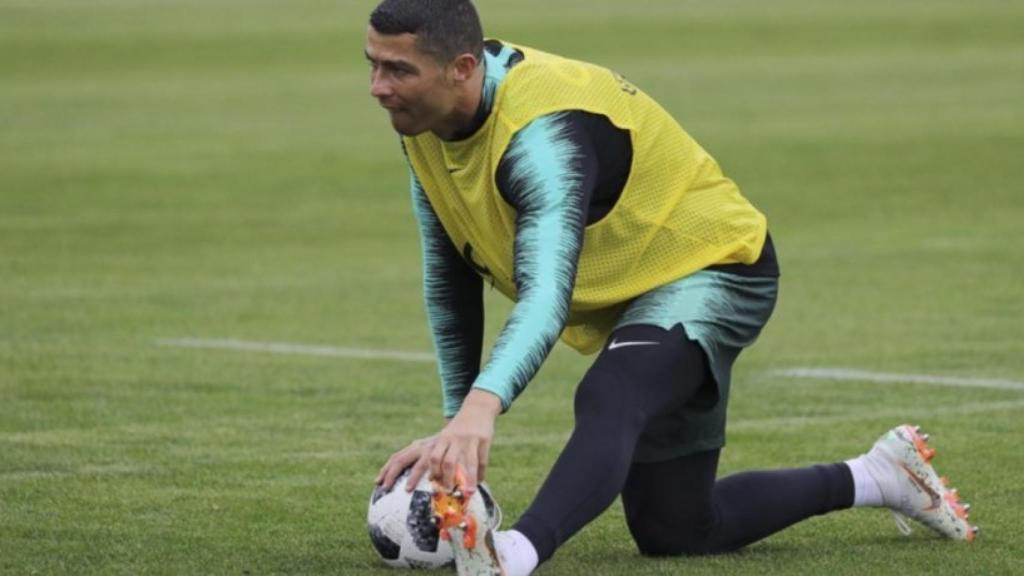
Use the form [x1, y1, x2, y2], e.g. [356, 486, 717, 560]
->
[387, 112, 427, 137]
[391, 122, 428, 137]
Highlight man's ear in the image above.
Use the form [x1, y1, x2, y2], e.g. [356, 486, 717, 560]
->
[450, 53, 480, 82]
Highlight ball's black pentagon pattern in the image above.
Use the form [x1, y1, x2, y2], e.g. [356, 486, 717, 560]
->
[369, 484, 388, 505]
[407, 489, 441, 552]
[368, 472, 502, 567]
[367, 524, 401, 560]
[480, 485, 497, 522]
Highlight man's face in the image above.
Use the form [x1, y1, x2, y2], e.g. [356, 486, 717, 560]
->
[365, 27, 455, 136]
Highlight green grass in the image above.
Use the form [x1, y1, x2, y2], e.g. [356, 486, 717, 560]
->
[2, 0, 1023, 574]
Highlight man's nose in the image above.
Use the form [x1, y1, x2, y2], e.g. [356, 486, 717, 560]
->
[370, 70, 391, 99]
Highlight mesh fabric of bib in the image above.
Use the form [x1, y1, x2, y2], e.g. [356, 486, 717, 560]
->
[404, 43, 767, 353]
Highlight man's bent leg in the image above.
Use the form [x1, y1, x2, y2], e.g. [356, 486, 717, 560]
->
[622, 450, 854, 555]
[621, 450, 718, 556]
[512, 324, 708, 563]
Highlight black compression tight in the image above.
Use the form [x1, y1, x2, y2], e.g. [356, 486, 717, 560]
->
[621, 451, 853, 556]
[512, 324, 853, 562]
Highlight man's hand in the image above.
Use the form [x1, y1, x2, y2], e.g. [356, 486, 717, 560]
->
[430, 389, 502, 497]
[374, 390, 502, 494]
[375, 434, 440, 492]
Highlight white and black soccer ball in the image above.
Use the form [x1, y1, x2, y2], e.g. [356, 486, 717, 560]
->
[367, 468, 502, 569]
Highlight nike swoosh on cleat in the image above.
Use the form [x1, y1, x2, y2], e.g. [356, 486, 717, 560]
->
[899, 462, 942, 511]
[608, 339, 660, 351]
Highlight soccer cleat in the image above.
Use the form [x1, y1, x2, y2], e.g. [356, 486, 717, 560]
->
[432, 466, 505, 576]
[864, 424, 977, 542]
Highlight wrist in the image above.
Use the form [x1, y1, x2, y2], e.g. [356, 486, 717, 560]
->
[463, 389, 503, 417]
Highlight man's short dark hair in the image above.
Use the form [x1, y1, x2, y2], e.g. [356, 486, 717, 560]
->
[369, 0, 484, 64]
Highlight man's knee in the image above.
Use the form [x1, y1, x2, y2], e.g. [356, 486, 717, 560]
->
[622, 457, 720, 558]
[628, 520, 714, 557]
[629, 519, 683, 556]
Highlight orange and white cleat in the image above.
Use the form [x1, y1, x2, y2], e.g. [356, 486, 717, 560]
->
[864, 424, 978, 541]
[432, 466, 505, 576]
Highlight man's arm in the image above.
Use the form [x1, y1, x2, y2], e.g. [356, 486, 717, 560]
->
[409, 170, 485, 417]
[470, 112, 597, 409]
[419, 112, 602, 493]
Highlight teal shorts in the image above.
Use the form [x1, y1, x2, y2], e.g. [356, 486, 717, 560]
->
[614, 270, 779, 462]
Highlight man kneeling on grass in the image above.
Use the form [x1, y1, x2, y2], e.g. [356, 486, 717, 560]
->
[367, 1, 978, 573]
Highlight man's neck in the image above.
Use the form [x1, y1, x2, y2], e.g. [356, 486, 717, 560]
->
[436, 62, 487, 142]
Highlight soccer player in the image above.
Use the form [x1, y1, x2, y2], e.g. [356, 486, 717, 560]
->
[366, 1, 978, 574]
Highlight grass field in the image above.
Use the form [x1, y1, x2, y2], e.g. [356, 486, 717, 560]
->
[2, 0, 1023, 574]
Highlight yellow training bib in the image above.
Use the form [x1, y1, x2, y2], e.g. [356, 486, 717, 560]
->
[404, 42, 767, 353]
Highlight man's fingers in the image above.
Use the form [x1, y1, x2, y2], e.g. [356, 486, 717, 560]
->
[463, 441, 479, 496]
[378, 455, 405, 485]
[405, 454, 431, 492]
[375, 436, 441, 491]
[477, 442, 489, 484]
[427, 431, 491, 494]
[378, 453, 404, 484]
[440, 447, 457, 491]
[380, 449, 418, 491]
[429, 440, 450, 488]
[378, 455, 399, 489]
[377, 451, 403, 485]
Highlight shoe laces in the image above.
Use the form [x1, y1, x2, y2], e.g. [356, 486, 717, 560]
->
[891, 511, 914, 536]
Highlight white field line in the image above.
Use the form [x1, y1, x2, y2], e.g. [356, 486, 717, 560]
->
[772, 367, 1024, 392]
[729, 398, 1024, 432]
[156, 337, 435, 363]
[496, 398, 1024, 448]
[156, 339, 1024, 394]
[0, 464, 146, 481]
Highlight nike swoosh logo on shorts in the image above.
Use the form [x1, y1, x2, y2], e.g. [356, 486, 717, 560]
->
[607, 339, 660, 351]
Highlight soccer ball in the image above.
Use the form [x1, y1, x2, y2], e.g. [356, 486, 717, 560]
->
[367, 468, 502, 569]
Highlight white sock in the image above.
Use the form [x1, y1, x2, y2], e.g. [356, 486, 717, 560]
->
[494, 530, 538, 576]
[845, 455, 884, 507]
